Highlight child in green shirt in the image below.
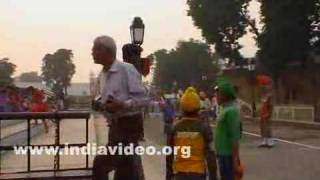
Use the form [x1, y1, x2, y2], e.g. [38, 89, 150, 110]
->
[215, 78, 243, 180]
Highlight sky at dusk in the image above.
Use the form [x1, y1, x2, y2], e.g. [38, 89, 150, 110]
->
[0, 0, 259, 82]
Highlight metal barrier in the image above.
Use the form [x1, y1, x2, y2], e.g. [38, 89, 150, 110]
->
[0, 111, 91, 176]
[273, 105, 315, 122]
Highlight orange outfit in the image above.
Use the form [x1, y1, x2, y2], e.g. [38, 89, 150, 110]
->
[31, 102, 48, 112]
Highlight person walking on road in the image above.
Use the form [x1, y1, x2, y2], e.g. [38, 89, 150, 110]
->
[215, 78, 243, 180]
[199, 91, 211, 121]
[31, 89, 49, 133]
[91, 35, 148, 180]
[211, 92, 219, 120]
[166, 87, 217, 180]
[162, 97, 176, 134]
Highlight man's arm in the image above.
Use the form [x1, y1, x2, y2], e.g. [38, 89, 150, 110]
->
[232, 143, 240, 169]
[203, 123, 218, 180]
[124, 64, 150, 110]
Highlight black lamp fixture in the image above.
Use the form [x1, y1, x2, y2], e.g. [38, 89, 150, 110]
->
[130, 17, 145, 45]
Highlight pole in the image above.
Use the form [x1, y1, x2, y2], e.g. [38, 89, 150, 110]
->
[137, 46, 143, 81]
[251, 70, 257, 117]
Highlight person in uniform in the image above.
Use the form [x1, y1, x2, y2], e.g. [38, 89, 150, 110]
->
[259, 88, 274, 147]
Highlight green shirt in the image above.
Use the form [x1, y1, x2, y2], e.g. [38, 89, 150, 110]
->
[215, 101, 241, 156]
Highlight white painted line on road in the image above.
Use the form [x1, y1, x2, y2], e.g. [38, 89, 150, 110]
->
[243, 131, 320, 151]
[211, 124, 320, 151]
[242, 131, 260, 137]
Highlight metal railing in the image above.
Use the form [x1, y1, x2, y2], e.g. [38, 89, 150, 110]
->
[273, 105, 315, 122]
[0, 111, 91, 176]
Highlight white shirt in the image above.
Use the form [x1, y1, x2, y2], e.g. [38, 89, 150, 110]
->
[97, 60, 148, 117]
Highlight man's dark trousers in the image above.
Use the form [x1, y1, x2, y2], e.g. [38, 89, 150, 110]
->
[92, 114, 144, 180]
[217, 155, 234, 180]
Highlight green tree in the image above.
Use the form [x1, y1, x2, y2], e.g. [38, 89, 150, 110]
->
[256, 0, 316, 104]
[187, 0, 251, 65]
[152, 39, 218, 91]
[19, 71, 42, 82]
[309, 1, 320, 121]
[41, 49, 75, 95]
[187, 0, 318, 75]
[258, 0, 315, 78]
[310, 0, 320, 54]
[0, 58, 16, 86]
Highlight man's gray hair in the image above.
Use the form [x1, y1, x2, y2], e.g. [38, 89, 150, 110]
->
[94, 35, 117, 58]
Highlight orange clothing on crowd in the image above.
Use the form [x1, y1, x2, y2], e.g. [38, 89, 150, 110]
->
[32, 90, 45, 103]
[30, 90, 49, 133]
[31, 89, 48, 112]
[31, 102, 48, 112]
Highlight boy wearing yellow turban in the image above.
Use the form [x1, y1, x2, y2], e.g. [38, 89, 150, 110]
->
[166, 87, 217, 180]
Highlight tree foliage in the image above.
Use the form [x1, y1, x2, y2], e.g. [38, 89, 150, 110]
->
[19, 71, 42, 82]
[187, 0, 320, 78]
[41, 49, 75, 95]
[0, 58, 16, 86]
[152, 39, 218, 91]
[187, 0, 251, 65]
[310, 0, 320, 54]
[257, 0, 316, 78]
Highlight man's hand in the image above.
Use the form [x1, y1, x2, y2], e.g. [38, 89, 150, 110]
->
[234, 162, 244, 180]
[232, 143, 241, 176]
[105, 99, 125, 113]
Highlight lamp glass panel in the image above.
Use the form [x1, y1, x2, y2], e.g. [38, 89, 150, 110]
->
[130, 28, 134, 43]
[133, 28, 144, 43]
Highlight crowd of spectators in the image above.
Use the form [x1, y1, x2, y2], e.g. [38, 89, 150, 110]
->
[0, 86, 59, 133]
[0, 86, 51, 113]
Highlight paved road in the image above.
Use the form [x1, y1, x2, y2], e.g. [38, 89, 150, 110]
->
[0, 120, 24, 128]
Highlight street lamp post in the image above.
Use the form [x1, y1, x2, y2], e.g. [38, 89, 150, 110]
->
[248, 58, 257, 117]
[123, 17, 145, 77]
[128, 17, 146, 180]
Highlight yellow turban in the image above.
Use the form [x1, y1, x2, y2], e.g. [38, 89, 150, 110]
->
[180, 87, 200, 112]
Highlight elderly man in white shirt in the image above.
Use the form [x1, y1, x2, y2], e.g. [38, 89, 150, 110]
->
[92, 35, 148, 180]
